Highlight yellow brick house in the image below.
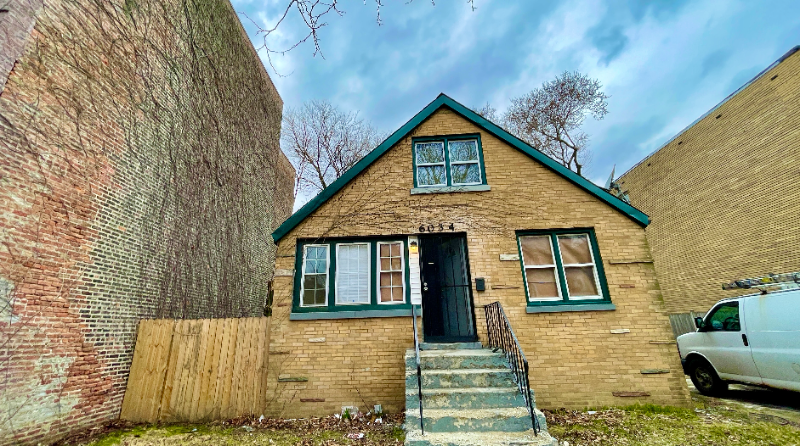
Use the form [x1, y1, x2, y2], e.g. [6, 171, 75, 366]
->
[266, 94, 690, 429]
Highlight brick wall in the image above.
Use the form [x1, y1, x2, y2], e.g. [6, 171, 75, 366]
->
[618, 47, 800, 314]
[0, 0, 294, 444]
[268, 107, 690, 417]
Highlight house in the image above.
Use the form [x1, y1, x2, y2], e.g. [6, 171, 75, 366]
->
[266, 94, 690, 423]
[617, 45, 800, 317]
[0, 0, 293, 444]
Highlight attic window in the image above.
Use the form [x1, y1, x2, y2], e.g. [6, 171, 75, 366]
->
[412, 135, 487, 190]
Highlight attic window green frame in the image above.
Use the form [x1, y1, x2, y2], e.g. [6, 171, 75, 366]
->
[292, 237, 413, 317]
[516, 229, 612, 309]
[412, 134, 487, 188]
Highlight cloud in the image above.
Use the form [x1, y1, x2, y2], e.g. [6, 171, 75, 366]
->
[232, 0, 800, 196]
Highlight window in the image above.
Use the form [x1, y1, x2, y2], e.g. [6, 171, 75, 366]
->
[293, 238, 411, 314]
[413, 135, 486, 188]
[378, 242, 405, 304]
[300, 245, 329, 307]
[336, 243, 370, 305]
[517, 230, 608, 305]
[704, 302, 740, 331]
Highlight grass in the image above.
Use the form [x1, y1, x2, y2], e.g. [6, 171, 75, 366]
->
[545, 402, 800, 446]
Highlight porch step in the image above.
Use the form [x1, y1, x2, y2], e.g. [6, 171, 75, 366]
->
[405, 428, 558, 446]
[406, 386, 525, 409]
[405, 407, 532, 432]
[405, 349, 508, 370]
[404, 347, 553, 445]
[405, 368, 515, 388]
[420, 342, 483, 350]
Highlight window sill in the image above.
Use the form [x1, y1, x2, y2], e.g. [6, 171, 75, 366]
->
[290, 308, 412, 320]
[410, 185, 491, 195]
[526, 303, 616, 313]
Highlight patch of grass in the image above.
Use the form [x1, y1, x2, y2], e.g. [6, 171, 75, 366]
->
[621, 403, 695, 417]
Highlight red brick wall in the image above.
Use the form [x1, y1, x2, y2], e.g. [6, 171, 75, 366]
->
[0, 0, 293, 444]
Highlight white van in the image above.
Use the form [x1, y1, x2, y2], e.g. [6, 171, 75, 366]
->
[676, 288, 800, 396]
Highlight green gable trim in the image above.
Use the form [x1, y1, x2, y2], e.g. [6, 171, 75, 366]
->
[272, 94, 649, 242]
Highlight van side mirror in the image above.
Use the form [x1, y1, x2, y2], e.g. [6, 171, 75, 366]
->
[694, 317, 705, 330]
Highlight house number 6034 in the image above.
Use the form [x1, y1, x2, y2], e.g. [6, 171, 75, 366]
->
[419, 223, 455, 232]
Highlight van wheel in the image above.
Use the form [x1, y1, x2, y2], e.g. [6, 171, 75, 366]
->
[689, 359, 728, 396]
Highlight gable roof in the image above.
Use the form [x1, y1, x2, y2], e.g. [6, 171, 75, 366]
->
[273, 93, 649, 242]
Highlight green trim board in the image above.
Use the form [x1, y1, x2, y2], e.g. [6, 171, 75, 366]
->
[516, 228, 612, 307]
[292, 236, 412, 315]
[526, 303, 616, 313]
[410, 185, 491, 195]
[290, 308, 413, 320]
[272, 93, 649, 242]
[411, 133, 487, 188]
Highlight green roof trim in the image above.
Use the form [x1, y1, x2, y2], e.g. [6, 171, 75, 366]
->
[272, 94, 649, 242]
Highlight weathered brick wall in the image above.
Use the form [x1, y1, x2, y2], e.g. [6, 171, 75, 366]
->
[268, 108, 690, 417]
[0, 0, 294, 443]
[618, 47, 800, 314]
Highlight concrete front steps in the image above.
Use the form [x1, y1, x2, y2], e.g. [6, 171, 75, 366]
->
[404, 344, 556, 446]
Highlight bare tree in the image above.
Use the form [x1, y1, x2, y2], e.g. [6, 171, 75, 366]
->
[282, 100, 385, 199]
[503, 71, 608, 176]
[472, 102, 501, 124]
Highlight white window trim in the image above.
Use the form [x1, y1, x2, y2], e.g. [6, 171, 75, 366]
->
[377, 241, 406, 305]
[557, 234, 604, 300]
[334, 243, 371, 306]
[299, 244, 329, 308]
[519, 235, 563, 302]
[415, 141, 447, 187]
[447, 139, 482, 186]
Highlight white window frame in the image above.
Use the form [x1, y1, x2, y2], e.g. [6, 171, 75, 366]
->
[376, 241, 406, 305]
[299, 244, 330, 308]
[518, 235, 563, 302]
[415, 141, 447, 187]
[556, 233, 604, 300]
[447, 139, 482, 186]
[335, 243, 371, 306]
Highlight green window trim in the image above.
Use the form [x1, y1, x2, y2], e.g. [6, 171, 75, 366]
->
[516, 228, 611, 308]
[292, 237, 413, 315]
[412, 134, 487, 189]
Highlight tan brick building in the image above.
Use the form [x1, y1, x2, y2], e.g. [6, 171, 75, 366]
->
[618, 45, 800, 315]
[267, 94, 690, 417]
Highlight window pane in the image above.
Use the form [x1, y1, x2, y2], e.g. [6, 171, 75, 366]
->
[391, 272, 402, 286]
[565, 266, 599, 297]
[418, 166, 446, 186]
[416, 142, 445, 163]
[525, 267, 559, 299]
[520, 236, 553, 266]
[558, 235, 592, 264]
[336, 244, 369, 304]
[380, 287, 392, 302]
[380, 272, 391, 286]
[449, 140, 478, 161]
[303, 275, 316, 290]
[391, 257, 401, 270]
[451, 163, 480, 184]
[392, 287, 403, 302]
[390, 243, 401, 257]
[706, 303, 740, 331]
[380, 244, 390, 257]
[314, 289, 326, 305]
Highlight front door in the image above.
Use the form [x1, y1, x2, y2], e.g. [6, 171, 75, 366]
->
[419, 234, 477, 343]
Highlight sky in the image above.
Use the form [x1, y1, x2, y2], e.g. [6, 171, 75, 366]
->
[232, 0, 800, 200]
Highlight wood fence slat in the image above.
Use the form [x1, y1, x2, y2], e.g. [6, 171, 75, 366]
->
[189, 319, 211, 420]
[221, 318, 240, 419]
[157, 320, 180, 421]
[197, 319, 220, 420]
[143, 320, 171, 422]
[211, 318, 231, 420]
[119, 320, 149, 421]
[252, 318, 266, 415]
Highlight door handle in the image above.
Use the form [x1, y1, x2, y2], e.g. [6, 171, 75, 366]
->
[742, 334, 749, 346]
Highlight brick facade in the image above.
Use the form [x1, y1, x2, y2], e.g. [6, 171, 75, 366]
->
[618, 46, 800, 314]
[0, 0, 294, 444]
[268, 106, 690, 418]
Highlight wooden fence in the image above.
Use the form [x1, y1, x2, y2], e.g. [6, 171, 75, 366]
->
[668, 312, 701, 338]
[120, 317, 270, 423]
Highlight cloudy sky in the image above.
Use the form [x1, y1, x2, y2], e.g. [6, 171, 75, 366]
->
[233, 0, 799, 193]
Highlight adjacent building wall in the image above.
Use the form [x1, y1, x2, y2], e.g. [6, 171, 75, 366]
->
[268, 108, 690, 417]
[618, 47, 800, 315]
[0, 0, 294, 443]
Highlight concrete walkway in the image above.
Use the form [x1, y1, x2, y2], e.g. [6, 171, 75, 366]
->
[687, 378, 800, 426]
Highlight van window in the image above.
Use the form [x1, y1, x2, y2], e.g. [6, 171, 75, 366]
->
[705, 302, 740, 331]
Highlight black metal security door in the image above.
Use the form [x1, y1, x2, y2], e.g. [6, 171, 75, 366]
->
[419, 234, 477, 343]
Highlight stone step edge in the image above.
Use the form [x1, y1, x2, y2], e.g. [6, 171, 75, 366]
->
[405, 386, 522, 396]
[405, 349, 504, 358]
[405, 367, 512, 376]
[404, 406, 531, 419]
[404, 430, 557, 446]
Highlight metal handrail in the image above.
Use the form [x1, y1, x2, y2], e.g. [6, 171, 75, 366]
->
[484, 302, 540, 435]
[411, 304, 424, 435]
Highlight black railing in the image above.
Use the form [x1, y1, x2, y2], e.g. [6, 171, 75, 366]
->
[484, 302, 540, 435]
[411, 304, 424, 435]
